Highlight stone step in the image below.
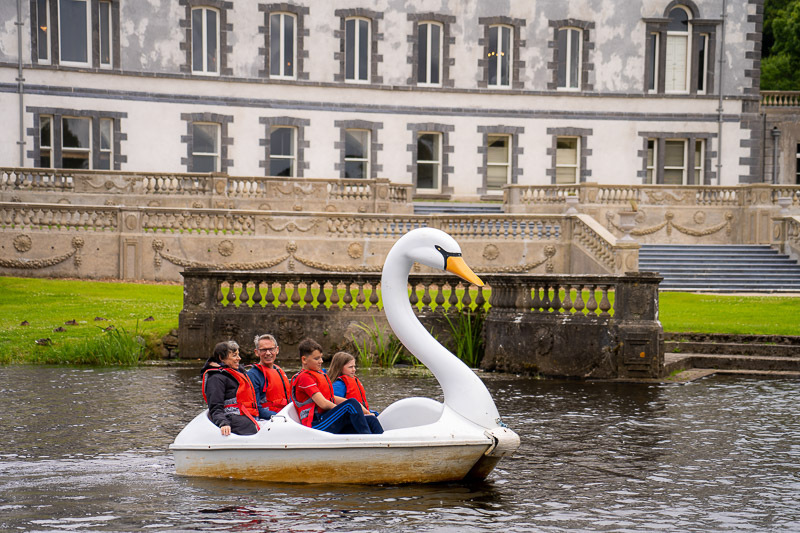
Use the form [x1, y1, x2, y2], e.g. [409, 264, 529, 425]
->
[665, 341, 800, 357]
[664, 353, 800, 373]
[664, 333, 800, 345]
[413, 202, 503, 214]
[640, 253, 791, 261]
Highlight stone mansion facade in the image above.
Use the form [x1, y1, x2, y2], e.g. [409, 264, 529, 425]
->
[0, 0, 779, 202]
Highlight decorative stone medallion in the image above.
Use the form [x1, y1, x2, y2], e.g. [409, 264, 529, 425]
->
[693, 210, 706, 224]
[218, 239, 234, 257]
[278, 317, 304, 345]
[348, 242, 364, 259]
[13, 234, 32, 253]
[482, 244, 500, 261]
[635, 210, 646, 223]
[286, 241, 297, 254]
[125, 214, 138, 230]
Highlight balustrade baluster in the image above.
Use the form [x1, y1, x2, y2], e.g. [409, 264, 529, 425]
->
[561, 284, 573, 313]
[239, 281, 251, 307]
[355, 281, 367, 311]
[262, 281, 275, 307]
[421, 282, 433, 312]
[447, 282, 458, 311]
[520, 282, 532, 311]
[316, 282, 328, 310]
[409, 283, 419, 310]
[278, 282, 289, 309]
[598, 286, 612, 317]
[531, 285, 542, 311]
[461, 283, 473, 311]
[330, 282, 341, 309]
[586, 285, 598, 315]
[251, 281, 263, 307]
[574, 284, 585, 314]
[342, 281, 354, 310]
[541, 284, 552, 311]
[474, 285, 486, 312]
[291, 282, 302, 307]
[216, 281, 226, 307]
[369, 283, 379, 309]
[303, 282, 314, 308]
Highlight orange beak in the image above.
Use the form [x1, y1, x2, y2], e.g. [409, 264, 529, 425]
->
[446, 256, 484, 287]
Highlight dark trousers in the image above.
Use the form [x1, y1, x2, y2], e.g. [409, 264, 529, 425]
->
[312, 398, 384, 434]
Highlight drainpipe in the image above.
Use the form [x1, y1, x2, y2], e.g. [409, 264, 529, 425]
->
[16, 0, 25, 166]
[716, 0, 727, 185]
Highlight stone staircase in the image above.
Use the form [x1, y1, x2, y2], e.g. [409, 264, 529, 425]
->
[664, 333, 800, 377]
[413, 202, 504, 215]
[639, 244, 800, 291]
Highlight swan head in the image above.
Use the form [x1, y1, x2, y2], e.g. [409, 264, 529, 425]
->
[394, 228, 484, 287]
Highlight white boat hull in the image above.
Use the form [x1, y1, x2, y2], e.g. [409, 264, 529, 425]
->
[170, 398, 519, 484]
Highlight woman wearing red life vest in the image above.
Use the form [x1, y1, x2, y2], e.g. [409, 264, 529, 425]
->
[246, 334, 291, 415]
[201, 341, 261, 436]
[290, 339, 382, 434]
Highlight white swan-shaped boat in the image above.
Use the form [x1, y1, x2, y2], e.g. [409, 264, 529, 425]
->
[171, 228, 520, 483]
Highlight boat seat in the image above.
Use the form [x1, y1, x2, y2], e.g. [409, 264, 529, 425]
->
[378, 397, 444, 431]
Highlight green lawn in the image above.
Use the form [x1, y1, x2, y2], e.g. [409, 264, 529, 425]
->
[0, 276, 798, 364]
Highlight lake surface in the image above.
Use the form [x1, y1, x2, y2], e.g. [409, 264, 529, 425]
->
[1, 365, 799, 532]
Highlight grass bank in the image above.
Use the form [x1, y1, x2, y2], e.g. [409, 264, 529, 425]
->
[1, 277, 798, 364]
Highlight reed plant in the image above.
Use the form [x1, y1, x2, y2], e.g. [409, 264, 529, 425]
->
[29, 325, 146, 365]
[443, 310, 486, 368]
[351, 317, 405, 368]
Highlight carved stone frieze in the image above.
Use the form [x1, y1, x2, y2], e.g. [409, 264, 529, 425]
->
[0, 236, 83, 269]
[475, 245, 555, 273]
[605, 211, 733, 238]
[264, 217, 320, 233]
[13, 234, 32, 253]
[218, 239, 234, 257]
[347, 242, 364, 259]
[482, 244, 500, 261]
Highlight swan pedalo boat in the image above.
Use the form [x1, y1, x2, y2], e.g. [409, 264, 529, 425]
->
[170, 228, 520, 483]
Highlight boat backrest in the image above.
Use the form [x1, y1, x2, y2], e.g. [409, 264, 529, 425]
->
[276, 402, 301, 423]
[378, 397, 444, 431]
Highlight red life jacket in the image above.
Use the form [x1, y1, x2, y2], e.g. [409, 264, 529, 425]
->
[290, 369, 333, 427]
[202, 367, 260, 431]
[252, 363, 290, 411]
[338, 375, 369, 410]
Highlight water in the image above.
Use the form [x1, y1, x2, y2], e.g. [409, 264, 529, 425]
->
[1, 366, 799, 532]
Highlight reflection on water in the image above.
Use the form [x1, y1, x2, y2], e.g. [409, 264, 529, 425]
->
[1, 366, 799, 531]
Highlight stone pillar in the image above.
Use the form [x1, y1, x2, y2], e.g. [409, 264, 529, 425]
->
[178, 268, 220, 359]
[614, 272, 664, 378]
[119, 208, 141, 280]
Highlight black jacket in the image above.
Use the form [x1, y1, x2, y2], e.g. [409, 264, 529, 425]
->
[201, 362, 258, 436]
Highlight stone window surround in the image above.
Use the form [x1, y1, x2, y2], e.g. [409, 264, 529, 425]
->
[406, 13, 456, 88]
[477, 125, 524, 197]
[477, 16, 526, 90]
[180, 112, 233, 173]
[546, 127, 592, 184]
[643, 0, 720, 95]
[406, 123, 455, 199]
[547, 19, 595, 92]
[333, 119, 383, 179]
[259, 116, 310, 177]
[258, 3, 310, 81]
[179, 0, 234, 77]
[26, 106, 127, 170]
[333, 8, 383, 84]
[637, 131, 717, 185]
[30, 0, 121, 69]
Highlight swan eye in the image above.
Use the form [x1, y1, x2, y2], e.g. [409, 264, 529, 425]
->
[435, 245, 462, 269]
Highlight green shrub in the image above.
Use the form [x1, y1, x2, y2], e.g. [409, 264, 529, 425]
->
[443, 310, 486, 368]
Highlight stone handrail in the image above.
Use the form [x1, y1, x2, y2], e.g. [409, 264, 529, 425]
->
[0, 167, 413, 213]
[0, 202, 119, 231]
[179, 269, 663, 379]
[761, 91, 800, 107]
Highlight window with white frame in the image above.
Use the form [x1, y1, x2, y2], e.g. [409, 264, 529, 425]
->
[99, 1, 112, 68]
[646, 32, 659, 92]
[98, 118, 113, 170]
[646, 139, 657, 184]
[416, 133, 441, 191]
[417, 22, 442, 86]
[486, 134, 510, 191]
[344, 129, 369, 178]
[488, 25, 512, 87]
[39, 116, 53, 168]
[61, 117, 92, 169]
[192, 7, 219, 75]
[269, 126, 296, 177]
[59, 0, 91, 66]
[693, 140, 704, 183]
[557, 28, 582, 90]
[345, 18, 370, 82]
[192, 123, 220, 172]
[663, 139, 688, 184]
[270, 12, 296, 79]
[555, 137, 580, 183]
[665, 7, 690, 93]
[36, 0, 51, 64]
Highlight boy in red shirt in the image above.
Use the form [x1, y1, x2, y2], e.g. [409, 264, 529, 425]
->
[290, 338, 382, 434]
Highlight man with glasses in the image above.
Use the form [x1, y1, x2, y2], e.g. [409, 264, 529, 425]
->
[247, 334, 291, 417]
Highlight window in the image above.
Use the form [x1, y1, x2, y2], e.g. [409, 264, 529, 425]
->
[269, 127, 296, 176]
[646, 139, 656, 184]
[663, 140, 688, 184]
[344, 129, 369, 178]
[98, 118, 113, 170]
[486, 135, 510, 191]
[416, 133, 441, 191]
[417, 22, 442, 86]
[555, 137, 579, 183]
[796, 144, 800, 185]
[59, 0, 90, 66]
[192, 7, 219, 75]
[39, 116, 52, 168]
[642, 136, 708, 185]
[696, 34, 708, 94]
[62, 117, 91, 169]
[488, 25, 512, 88]
[693, 140, 704, 183]
[36, 0, 51, 64]
[192, 123, 220, 172]
[270, 13, 296, 79]
[665, 7, 690, 93]
[345, 18, 369, 82]
[557, 28, 581, 90]
[99, 1, 112, 68]
[646, 32, 659, 92]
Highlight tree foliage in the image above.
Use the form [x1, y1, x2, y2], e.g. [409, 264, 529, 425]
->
[761, 0, 800, 90]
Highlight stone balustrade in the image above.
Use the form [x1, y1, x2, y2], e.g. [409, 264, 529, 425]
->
[179, 269, 662, 379]
[761, 91, 800, 107]
[0, 167, 413, 214]
[506, 183, 800, 245]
